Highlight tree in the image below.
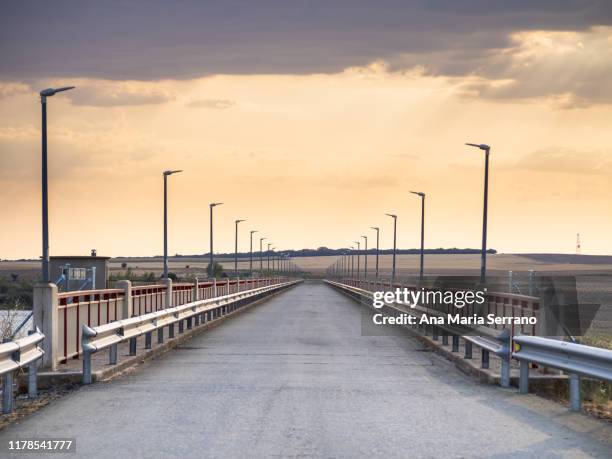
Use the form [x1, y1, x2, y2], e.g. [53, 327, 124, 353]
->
[206, 262, 224, 279]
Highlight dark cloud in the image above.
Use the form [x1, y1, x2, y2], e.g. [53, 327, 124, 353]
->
[2, 1, 612, 80]
[2, 1, 612, 104]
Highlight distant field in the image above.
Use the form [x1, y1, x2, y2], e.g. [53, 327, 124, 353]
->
[1, 253, 611, 340]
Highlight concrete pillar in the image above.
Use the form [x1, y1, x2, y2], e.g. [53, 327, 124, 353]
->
[33, 283, 58, 370]
[212, 278, 217, 297]
[116, 280, 133, 319]
[194, 277, 200, 301]
[161, 278, 173, 308]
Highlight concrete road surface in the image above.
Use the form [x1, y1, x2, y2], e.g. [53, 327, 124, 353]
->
[1, 281, 610, 458]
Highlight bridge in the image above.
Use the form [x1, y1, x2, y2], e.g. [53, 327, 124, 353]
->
[0, 277, 610, 457]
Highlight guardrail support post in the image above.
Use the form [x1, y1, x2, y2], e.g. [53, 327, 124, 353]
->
[569, 373, 581, 411]
[157, 328, 164, 344]
[433, 326, 438, 341]
[464, 341, 472, 359]
[129, 337, 137, 355]
[116, 280, 133, 319]
[498, 330, 511, 388]
[178, 320, 184, 334]
[169, 324, 175, 338]
[187, 317, 192, 330]
[212, 278, 217, 297]
[27, 330, 38, 398]
[519, 360, 529, 394]
[2, 371, 14, 414]
[452, 335, 459, 352]
[109, 344, 117, 365]
[481, 349, 489, 369]
[83, 350, 92, 385]
[33, 282, 58, 370]
[442, 333, 449, 346]
[145, 332, 152, 349]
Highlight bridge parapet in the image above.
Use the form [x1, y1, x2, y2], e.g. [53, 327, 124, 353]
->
[34, 277, 290, 369]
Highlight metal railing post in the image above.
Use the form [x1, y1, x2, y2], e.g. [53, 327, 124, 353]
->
[145, 332, 152, 349]
[481, 349, 489, 369]
[109, 344, 117, 365]
[464, 341, 472, 359]
[569, 373, 581, 411]
[27, 330, 38, 398]
[129, 337, 137, 355]
[452, 335, 459, 352]
[83, 349, 92, 385]
[519, 360, 529, 394]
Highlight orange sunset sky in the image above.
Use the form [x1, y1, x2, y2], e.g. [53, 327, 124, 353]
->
[2, 2, 612, 258]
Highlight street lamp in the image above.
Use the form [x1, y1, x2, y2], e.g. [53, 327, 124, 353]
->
[386, 213, 397, 284]
[163, 170, 182, 279]
[39, 85, 75, 282]
[410, 191, 426, 281]
[234, 219, 245, 277]
[249, 230, 258, 276]
[466, 143, 491, 284]
[259, 237, 266, 272]
[350, 246, 355, 277]
[371, 227, 380, 280]
[361, 235, 368, 279]
[354, 241, 360, 279]
[209, 202, 223, 278]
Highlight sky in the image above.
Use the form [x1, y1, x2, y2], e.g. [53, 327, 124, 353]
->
[2, 1, 612, 258]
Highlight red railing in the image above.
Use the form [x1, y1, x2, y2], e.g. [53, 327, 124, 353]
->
[57, 277, 287, 364]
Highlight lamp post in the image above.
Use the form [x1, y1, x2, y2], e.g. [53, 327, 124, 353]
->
[209, 202, 223, 278]
[354, 241, 360, 279]
[234, 219, 245, 277]
[371, 227, 380, 279]
[361, 235, 368, 279]
[350, 246, 355, 277]
[386, 214, 397, 284]
[410, 191, 426, 281]
[259, 237, 266, 272]
[163, 170, 182, 279]
[39, 86, 75, 282]
[249, 230, 257, 276]
[466, 143, 491, 284]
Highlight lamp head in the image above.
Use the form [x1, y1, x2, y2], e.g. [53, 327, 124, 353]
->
[210, 202, 223, 207]
[251, 230, 258, 234]
[410, 190, 425, 197]
[236, 219, 245, 223]
[163, 169, 183, 176]
[386, 213, 397, 219]
[466, 143, 490, 151]
[40, 86, 75, 98]
[371, 226, 379, 231]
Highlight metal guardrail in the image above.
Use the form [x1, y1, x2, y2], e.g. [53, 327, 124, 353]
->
[325, 280, 513, 387]
[81, 280, 299, 384]
[0, 328, 45, 414]
[513, 335, 612, 411]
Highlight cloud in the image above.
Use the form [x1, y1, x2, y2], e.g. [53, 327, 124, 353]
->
[187, 99, 236, 109]
[65, 82, 175, 107]
[2, 1, 612, 82]
[459, 28, 612, 107]
[506, 148, 612, 175]
[0, 82, 31, 99]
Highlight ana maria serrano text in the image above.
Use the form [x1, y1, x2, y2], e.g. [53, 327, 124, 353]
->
[372, 288, 537, 326]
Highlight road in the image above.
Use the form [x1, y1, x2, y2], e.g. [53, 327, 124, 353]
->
[1, 281, 610, 458]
